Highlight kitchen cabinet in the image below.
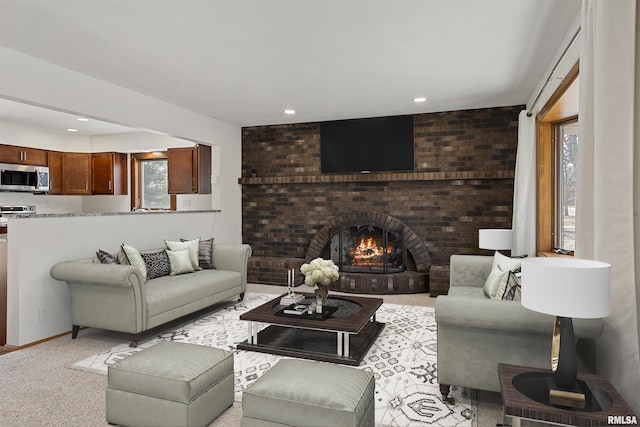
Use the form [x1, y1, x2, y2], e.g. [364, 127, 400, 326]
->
[47, 151, 64, 194]
[63, 152, 91, 195]
[0, 144, 48, 166]
[167, 144, 211, 194]
[91, 152, 127, 195]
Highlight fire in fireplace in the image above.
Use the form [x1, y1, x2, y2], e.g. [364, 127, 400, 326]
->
[330, 225, 404, 274]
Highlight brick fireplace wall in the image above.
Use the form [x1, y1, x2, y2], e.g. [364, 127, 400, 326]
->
[241, 105, 522, 294]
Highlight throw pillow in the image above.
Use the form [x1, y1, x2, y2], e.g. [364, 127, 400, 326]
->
[165, 238, 201, 270]
[182, 237, 215, 269]
[166, 248, 196, 275]
[121, 243, 147, 281]
[95, 249, 120, 264]
[140, 250, 171, 280]
[501, 271, 522, 301]
[483, 251, 522, 298]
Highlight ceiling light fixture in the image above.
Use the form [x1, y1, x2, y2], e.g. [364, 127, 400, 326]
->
[284, 109, 296, 115]
[77, 117, 89, 122]
[413, 97, 427, 103]
[67, 128, 78, 132]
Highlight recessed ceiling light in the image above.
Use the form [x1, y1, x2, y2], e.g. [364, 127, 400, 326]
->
[67, 128, 78, 132]
[77, 117, 89, 122]
[284, 109, 296, 115]
[413, 97, 427, 103]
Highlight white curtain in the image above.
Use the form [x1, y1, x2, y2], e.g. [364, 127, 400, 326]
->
[512, 111, 537, 257]
[577, 0, 640, 412]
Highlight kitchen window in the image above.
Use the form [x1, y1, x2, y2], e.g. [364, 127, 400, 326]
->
[131, 152, 175, 210]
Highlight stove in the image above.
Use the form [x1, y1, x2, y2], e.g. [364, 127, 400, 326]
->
[0, 205, 36, 229]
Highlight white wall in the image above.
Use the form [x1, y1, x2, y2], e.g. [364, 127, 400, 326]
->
[6, 211, 220, 346]
[0, 47, 242, 243]
[0, 46, 242, 346]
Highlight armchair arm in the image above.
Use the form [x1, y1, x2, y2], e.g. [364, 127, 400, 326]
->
[435, 295, 604, 339]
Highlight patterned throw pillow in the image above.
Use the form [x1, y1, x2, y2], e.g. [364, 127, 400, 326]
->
[121, 243, 147, 281]
[140, 250, 171, 280]
[95, 249, 120, 265]
[501, 271, 522, 301]
[182, 237, 215, 269]
[483, 251, 522, 298]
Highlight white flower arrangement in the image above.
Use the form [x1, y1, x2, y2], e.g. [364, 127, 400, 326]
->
[300, 258, 339, 287]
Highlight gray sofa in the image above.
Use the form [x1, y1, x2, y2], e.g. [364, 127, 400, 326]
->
[435, 254, 604, 400]
[50, 243, 252, 347]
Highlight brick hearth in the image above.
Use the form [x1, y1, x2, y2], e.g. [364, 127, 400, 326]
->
[241, 106, 520, 295]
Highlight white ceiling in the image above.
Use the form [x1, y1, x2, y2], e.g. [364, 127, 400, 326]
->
[0, 0, 581, 130]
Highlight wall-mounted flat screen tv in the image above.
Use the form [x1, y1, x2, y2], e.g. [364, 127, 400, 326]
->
[320, 115, 414, 173]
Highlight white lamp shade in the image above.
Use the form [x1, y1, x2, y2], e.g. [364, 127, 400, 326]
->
[521, 257, 611, 319]
[479, 229, 512, 250]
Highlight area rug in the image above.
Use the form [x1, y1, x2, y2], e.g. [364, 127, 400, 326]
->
[73, 293, 474, 427]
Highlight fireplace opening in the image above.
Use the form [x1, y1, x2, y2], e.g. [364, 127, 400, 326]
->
[329, 225, 405, 274]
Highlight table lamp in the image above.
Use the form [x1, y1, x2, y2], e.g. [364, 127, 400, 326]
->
[479, 229, 512, 252]
[521, 257, 611, 406]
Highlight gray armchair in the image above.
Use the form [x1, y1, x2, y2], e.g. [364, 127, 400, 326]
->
[435, 255, 604, 400]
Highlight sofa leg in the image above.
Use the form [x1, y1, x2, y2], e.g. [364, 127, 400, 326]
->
[71, 325, 80, 339]
[439, 384, 451, 402]
[129, 334, 140, 348]
[239, 292, 245, 301]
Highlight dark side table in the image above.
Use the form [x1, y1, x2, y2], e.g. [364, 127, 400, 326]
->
[498, 363, 637, 427]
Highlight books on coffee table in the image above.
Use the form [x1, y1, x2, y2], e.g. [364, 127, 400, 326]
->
[283, 304, 308, 315]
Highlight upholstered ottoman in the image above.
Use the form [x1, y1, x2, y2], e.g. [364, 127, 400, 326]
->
[106, 341, 234, 427]
[241, 359, 375, 427]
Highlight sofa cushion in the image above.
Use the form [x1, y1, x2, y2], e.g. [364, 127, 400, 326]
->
[166, 248, 196, 276]
[140, 250, 171, 280]
[145, 269, 242, 317]
[483, 251, 522, 298]
[96, 249, 120, 265]
[497, 271, 522, 301]
[166, 238, 201, 270]
[122, 243, 147, 281]
[448, 286, 486, 298]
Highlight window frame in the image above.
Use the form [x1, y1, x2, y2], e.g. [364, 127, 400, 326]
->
[130, 152, 176, 211]
[536, 62, 579, 256]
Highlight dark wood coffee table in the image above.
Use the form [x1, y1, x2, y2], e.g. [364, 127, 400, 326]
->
[237, 292, 384, 365]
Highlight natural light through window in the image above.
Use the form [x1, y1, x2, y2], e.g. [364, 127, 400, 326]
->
[555, 119, 578, 252]
[141, 159, 170, 209]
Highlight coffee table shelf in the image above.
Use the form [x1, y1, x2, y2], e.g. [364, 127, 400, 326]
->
[237, 293, 384, 365]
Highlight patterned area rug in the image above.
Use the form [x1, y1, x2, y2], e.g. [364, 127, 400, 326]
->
[73, 293, 474, 427]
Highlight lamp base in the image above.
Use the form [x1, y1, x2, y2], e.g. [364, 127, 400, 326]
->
[545, 377, 586, 409]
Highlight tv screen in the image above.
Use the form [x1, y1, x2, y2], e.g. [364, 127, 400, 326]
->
[320, 115, 414, 173]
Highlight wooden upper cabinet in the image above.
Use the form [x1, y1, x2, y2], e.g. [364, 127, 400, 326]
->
[91, 152, 127, 195]
[167, 145, 211, 194]
[47, 151, 64, 195]
[63, 152, 91, 195]
[0, 144, 48, 166]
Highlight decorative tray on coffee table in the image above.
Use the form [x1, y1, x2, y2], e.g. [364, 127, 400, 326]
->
[275, 303, 338, 320]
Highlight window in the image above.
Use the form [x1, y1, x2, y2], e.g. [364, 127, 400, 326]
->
[141, 159, 170, 209]
[536, 62, 579, 256]
[555, 120, 578, 252]
[131, 152, 175, 210]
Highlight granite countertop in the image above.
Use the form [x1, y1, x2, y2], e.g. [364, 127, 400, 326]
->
[4, 209, 221, 220]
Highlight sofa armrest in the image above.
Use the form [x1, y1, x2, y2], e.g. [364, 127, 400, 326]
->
[449, 254, 493, 289]
[213, 243, 252, 282]
[50, 258, 145, 288]
[435, 295, 604, 339]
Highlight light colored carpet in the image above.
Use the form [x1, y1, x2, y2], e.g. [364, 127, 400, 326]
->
[0, 284, 513, 427]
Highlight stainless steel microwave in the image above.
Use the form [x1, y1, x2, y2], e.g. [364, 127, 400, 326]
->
[0, 163, 50, 192]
